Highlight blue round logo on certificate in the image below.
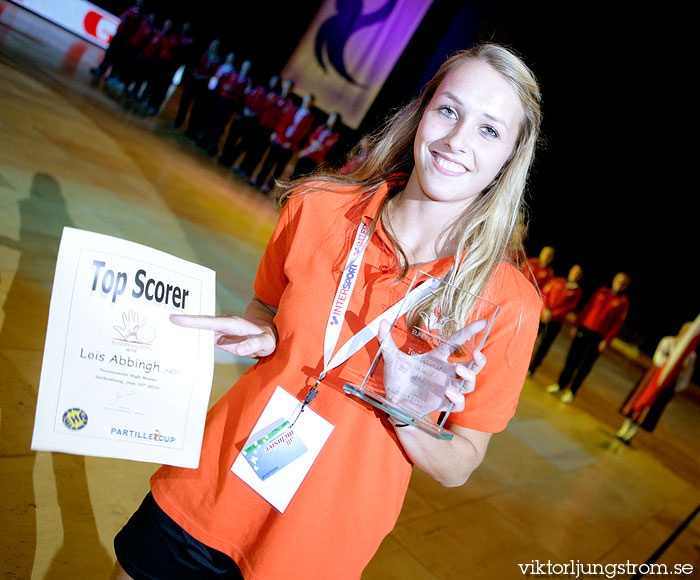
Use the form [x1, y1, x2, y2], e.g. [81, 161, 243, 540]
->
[62, 408, 88, 430]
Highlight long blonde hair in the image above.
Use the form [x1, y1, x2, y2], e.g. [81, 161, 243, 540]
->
[277, 43, 542, 331]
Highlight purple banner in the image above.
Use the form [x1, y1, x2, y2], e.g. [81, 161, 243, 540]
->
[283, 0, 433, 129]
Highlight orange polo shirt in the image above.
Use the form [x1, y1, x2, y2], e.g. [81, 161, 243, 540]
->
[150, 180, 540, 580]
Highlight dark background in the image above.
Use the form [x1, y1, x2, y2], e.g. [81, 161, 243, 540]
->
[94, 0, 695, 355]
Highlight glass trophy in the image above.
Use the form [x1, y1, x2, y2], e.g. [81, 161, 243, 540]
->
[343, 271, 500, 440]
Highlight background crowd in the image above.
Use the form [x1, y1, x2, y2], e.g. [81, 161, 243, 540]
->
[524, 245, 698, 444]
[90, 0, 350, 195]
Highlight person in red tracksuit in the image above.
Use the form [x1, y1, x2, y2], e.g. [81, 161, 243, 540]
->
[141, 21, 194, 114]
[174, 40, 222, 131]
[218, 74, 281, 169]
[527, 245, 555, 290]
[139, 19, 181, 112]
[547, 272, 630, 403]
[198, 60, 252, 155]
[173, 21, 196, 73]
[528, 264, 583, 375]
[127, 19, 175, 101]
[252, 93, 315, 193]
[112, 12, 156, 94]
[290, 111, 341, 178]
[90, 0, 144, 81]
[186, 52, 235, 140]
[236, 79, 295, 180]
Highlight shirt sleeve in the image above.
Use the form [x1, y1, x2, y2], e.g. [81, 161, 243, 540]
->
[253, 197, 299, 307]
[447, 264, 541, 433]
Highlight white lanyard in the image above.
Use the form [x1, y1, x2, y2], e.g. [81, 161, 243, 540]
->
[319, 223, 438, 380]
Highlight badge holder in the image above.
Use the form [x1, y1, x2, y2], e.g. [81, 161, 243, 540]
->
[343, 271, 499, 440]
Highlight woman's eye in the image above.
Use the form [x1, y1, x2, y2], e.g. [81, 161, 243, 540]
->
[438, 105, 457, 119]
[481, 126, 499, 138]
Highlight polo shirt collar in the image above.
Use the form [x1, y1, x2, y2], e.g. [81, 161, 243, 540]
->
[360, 174, 407, 223]
[359, 176, 455, 279]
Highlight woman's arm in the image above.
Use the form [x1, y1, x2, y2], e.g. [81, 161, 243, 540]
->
[170, 295, 278, 358]
[393, 422, 492, 487]
[389, 356, 491, 487]
[378, 319, 491, 487]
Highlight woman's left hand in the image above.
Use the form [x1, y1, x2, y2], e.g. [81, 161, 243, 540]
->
[445, 348, 487, 412]
[377, 319, 487, 415]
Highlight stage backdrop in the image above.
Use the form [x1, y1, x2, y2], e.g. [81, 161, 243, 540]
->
[283, 0, 433, 129]
[8, 0, 118, 48]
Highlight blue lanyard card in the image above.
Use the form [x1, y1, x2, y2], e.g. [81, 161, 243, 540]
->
[242, 417, 308, 481]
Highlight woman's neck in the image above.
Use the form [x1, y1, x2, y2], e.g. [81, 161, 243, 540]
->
[385, 191, 462, 266]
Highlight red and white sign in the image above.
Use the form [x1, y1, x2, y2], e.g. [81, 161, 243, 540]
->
[9, 0, 118, 48]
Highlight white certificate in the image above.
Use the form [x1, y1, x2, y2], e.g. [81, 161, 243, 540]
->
[31, 227, 216, 468]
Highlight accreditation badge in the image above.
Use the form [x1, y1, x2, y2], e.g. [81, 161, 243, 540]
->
[242, 417, 308, 481]
[231, 386, 334, 513]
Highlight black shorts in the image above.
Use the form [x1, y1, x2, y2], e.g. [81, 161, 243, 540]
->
[114, 492, 244, 580]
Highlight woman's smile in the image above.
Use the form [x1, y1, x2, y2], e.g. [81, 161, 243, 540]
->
[432, 151, 469, 175]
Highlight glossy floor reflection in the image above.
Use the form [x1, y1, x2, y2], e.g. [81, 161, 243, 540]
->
[1, 4, 699, 579]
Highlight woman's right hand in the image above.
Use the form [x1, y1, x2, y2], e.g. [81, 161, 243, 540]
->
[170, 314, 277, 358]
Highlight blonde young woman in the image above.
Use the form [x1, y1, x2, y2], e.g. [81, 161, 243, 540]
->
[111, 43, 543, 580]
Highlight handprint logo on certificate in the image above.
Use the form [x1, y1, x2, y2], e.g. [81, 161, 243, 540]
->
[113, 310, 156, 344]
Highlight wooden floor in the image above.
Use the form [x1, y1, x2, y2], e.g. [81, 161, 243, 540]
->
[1, 4, 699, 578]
